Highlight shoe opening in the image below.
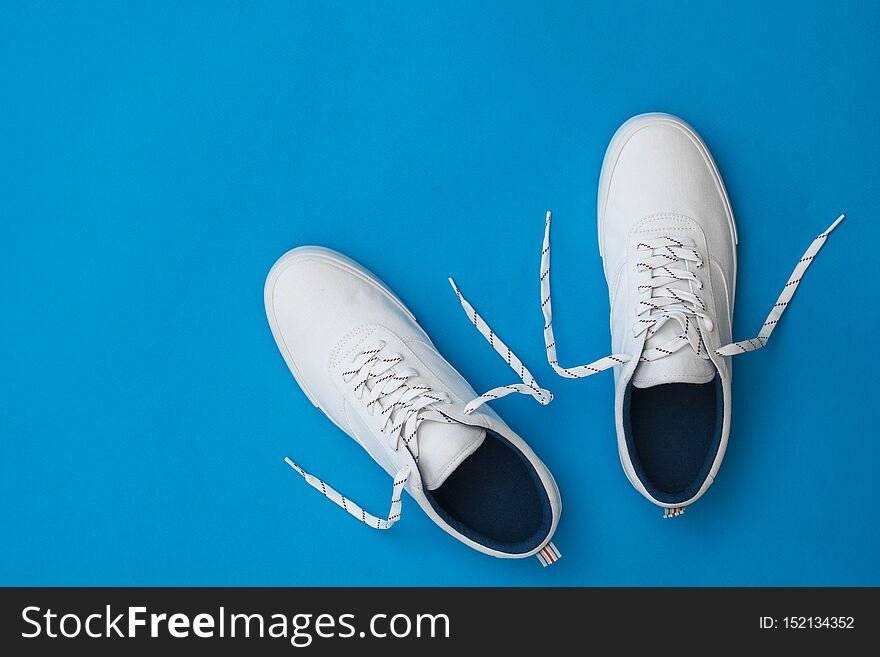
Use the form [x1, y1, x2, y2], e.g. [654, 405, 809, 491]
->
[424, 429, 553, 555]
[623, 379, 724, 505]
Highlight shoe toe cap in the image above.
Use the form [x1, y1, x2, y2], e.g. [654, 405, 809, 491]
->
[265, 247, 421, 378]
[605, 115, 727, 225]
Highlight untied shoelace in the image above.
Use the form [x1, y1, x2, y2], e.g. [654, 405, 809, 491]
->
[451, 212, 844, 395]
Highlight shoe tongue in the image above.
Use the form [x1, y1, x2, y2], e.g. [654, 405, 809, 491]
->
[416, 419, 486, 490]
[632, 321, 716, 388]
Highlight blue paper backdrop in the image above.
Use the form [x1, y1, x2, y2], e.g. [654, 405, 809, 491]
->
[2, 0, 878, 585]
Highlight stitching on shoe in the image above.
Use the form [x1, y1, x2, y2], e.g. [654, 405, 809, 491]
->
[632, 212, 699, 234]
[328, 324, 376, 370]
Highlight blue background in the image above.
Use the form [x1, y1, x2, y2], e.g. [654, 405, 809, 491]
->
[2, 1, 878, 586]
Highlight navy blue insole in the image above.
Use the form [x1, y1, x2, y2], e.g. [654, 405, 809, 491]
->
[427, 432, 550, 553]
[627, 380, 721, 501]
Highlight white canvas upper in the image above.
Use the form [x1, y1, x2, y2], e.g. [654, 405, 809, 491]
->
[598, 113, 737, 508]
[265, 246, 561, 559]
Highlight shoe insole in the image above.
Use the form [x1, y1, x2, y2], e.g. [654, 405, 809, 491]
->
[429, 432, 549, 548]
[629, 380, 720, 497]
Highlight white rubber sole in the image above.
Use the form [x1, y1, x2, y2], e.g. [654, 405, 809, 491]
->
[263, 245, 417, 420]
[597, 112, 739, 262]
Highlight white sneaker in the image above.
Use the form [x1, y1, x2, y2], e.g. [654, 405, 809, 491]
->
[453, 112, 843, 517]
[544, 113, 842, 515]
[264, 246, 561, 564]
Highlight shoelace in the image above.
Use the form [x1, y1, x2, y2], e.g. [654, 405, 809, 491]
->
[284, 457, 409, 530]
[285, 339, 455, 530]
[452, 211, 845, 398]
[714, 214, 844, 355]
[632, 233, 714, 361]
[448, 279, 554, 412]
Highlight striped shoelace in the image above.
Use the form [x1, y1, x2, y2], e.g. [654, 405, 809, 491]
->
[285, 339, 454, 530]
[448, 279, 554, 414]
[450, 212, 844, 399]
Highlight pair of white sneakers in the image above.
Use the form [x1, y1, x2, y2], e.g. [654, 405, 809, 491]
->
[265, 113, 842, 566]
